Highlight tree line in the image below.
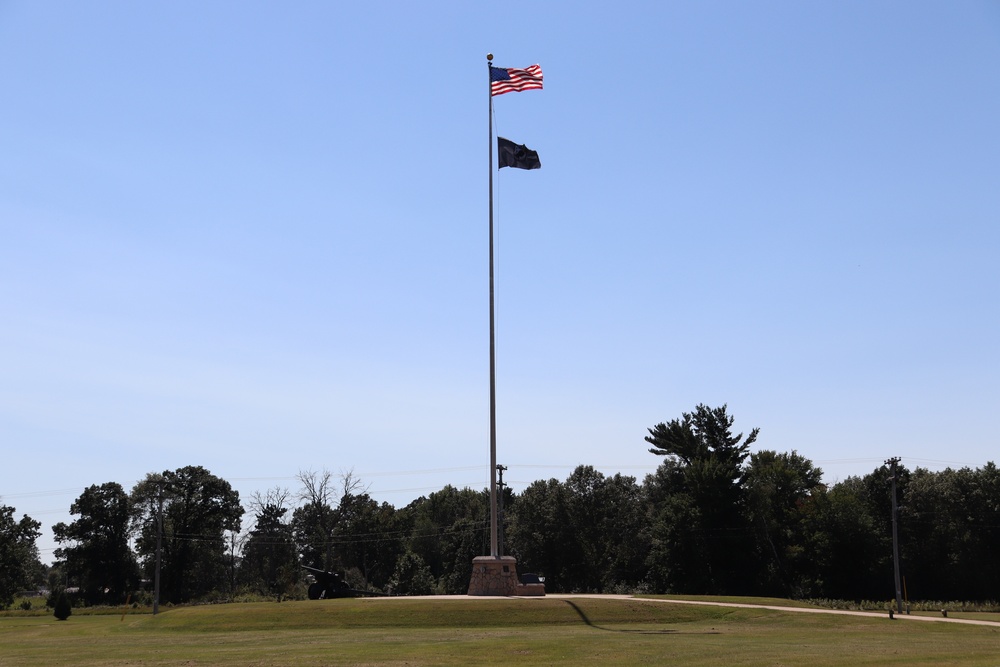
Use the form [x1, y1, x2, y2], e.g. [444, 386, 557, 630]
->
[2, 404, 998, 608]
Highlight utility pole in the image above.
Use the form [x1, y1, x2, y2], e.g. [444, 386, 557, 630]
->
[885, 457, 904, 615]
[153, 480, 164, 615]
[496, 464, 507, 557]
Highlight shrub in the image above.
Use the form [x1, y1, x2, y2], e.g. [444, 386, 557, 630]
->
[53, 592, 71, 621]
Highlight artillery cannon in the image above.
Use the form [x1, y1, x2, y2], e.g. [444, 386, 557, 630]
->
[303, 565, 387, 599]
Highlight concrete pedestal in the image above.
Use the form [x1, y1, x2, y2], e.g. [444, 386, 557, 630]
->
[467, 556, 545, 596]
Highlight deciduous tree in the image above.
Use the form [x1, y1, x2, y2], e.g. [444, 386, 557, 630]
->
[507, 477, 576, 591]
[53, 482, 137, 605]
[744, 450, 824, 596]
[0, 505, 42, 609]
[240, 488, 298, 597]
[404, 485, 489, 593]
[334, 492, 402, 591]
[131, 466, 243, 603]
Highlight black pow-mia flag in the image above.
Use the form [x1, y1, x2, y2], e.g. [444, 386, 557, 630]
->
[497, 137, 541, 170]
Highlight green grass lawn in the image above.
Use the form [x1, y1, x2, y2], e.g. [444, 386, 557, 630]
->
[1, 596, 998, 666]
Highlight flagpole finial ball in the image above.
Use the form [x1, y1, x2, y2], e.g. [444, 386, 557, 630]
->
[487, 53, 493, 62]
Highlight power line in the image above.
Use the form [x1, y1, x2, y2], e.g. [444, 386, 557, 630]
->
[1, 487, 88, 500]
[8, 458, 997, 514]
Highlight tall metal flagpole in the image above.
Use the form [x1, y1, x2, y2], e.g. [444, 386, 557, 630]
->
[486, 53, 498, 558]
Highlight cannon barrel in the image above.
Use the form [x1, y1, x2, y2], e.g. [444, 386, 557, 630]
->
[302, 565, 388, 598]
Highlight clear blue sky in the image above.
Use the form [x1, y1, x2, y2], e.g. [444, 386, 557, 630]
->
[2, 1, 998, 563]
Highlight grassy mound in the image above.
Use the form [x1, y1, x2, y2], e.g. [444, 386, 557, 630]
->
[141, 597, 738, 632]
[2, 596, 998, 666]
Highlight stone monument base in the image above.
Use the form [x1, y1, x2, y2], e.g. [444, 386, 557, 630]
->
[467, 556, 545, 596]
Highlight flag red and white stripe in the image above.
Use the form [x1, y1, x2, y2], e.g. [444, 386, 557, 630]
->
[490, 64, 543, 96]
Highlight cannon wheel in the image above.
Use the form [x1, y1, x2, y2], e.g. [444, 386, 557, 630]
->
[307, 582, 325, 600]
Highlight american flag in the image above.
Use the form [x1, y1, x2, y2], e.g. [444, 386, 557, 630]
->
[490, 64, 543, 96]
